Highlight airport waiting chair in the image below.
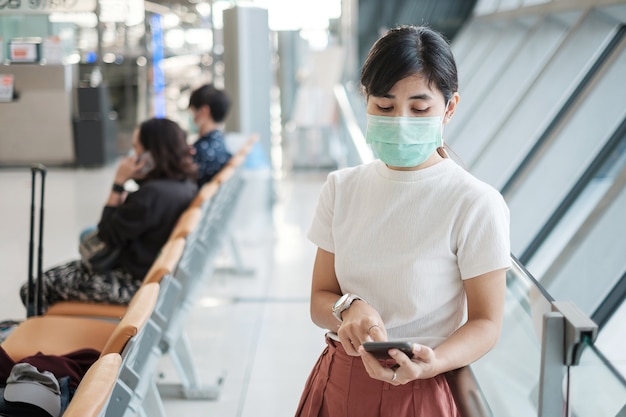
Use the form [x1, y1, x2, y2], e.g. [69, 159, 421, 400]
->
[1, 283, 160, 362]
[44, 150, 228, 320]
[189, 180, 220, 209]
[48, 137, 256, 408]
[156, 169, 247, 401]
[212, 163, 236, 185]
[62, 353, 122, 417]
[97, 283, 160, 357]
[210, 166, 251, 276]
[3, 283, 160, 417]
[214, 133, 260, 276]
[225, 133, 260, 169]
[168, 206, 203, 241]
[1, 315, 116, 362]
[104, 274, 182, 417]
[44, 238, 186, 319]
[224, 152, 246, 169]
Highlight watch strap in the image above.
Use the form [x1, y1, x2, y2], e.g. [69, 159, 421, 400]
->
[332, 293, 364, 322]
[112, 183, 125, 193]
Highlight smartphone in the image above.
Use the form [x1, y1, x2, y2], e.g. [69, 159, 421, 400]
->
[362, 341, 414, 360]
[136, 152, 155, 176]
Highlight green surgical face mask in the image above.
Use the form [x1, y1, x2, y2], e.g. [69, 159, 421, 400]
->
[188, 112, 199, 135]
[365, 114, 444, 167]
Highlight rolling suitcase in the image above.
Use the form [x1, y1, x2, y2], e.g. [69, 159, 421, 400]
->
[26, 163, 47, 318]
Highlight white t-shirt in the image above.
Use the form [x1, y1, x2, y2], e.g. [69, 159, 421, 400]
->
[308, 159, 511, 347]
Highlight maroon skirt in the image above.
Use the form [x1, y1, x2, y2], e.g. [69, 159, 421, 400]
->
[295, 337, 459, 417]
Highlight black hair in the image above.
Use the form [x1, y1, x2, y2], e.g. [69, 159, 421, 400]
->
[188, 84, 231, 123]
[138, 118, 197, 181]
[360, 25, 458, 103]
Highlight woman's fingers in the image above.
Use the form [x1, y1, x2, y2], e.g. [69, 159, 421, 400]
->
[411, 344, 434, 363]
[360, 343, 436, 385]
[367, 323, 387, 341]
[359, 346, 403, 385]
[338, 319, 386, 356]
[341, 337, 361, 356]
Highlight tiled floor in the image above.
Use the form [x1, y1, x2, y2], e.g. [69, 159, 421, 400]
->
[0, 161, 331, 417]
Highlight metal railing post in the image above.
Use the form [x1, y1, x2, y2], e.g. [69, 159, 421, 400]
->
[538, 301, 598, 417]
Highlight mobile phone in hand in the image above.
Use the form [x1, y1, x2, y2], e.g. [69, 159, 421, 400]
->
[136, 152, 155, 176]
[362, 341, 414, 360]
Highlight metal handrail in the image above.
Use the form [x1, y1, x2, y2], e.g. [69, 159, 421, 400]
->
[333, 84, 373, 165]
[446, 367, 493, 417]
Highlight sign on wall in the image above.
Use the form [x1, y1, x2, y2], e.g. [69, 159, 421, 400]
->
[99, 0, 144, 25]
[0, 0, 97, 14]
[0, 74, 15, 102]
[9, 40, 40, 63]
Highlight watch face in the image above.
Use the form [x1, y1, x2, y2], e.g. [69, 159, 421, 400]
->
[333, 293, 350, 311]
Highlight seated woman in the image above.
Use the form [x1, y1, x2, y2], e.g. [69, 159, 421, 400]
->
[20, 117, 198, 313]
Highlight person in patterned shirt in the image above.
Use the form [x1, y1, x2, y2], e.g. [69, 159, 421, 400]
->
[188, 84, 233, 186]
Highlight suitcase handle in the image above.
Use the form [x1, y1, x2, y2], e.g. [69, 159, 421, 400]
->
[27, 163, 47, 317]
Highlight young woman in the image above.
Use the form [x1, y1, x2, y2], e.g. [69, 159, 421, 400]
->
[20, 117, 198, 313]
[295, 26, 511, 417]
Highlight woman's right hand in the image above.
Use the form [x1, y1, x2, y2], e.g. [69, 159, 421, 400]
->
[114, 156, 139, 185]
[309, 248, 387, 355]
[337, 302, 387, 356]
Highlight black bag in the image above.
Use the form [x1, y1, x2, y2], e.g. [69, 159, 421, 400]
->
[78, 229, 121, 274]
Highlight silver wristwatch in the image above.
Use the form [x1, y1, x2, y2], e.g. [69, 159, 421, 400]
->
[332, 293, 364, 322]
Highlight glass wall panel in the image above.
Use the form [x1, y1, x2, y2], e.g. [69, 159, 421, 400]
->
[527, 133, 626, 278]
[451, 20, 482, 65]
[525, 127, 626, 379]
[541, 163, 626, 316]
[498, 0, 524, 12]
[473, 260, 626, 416]
[569, 342, 626, 416]
[0, 15, 50, 41]
[473, 0, 501, 16]
[603, 4, 626, 22]
[471, 9, 621, 189]
[447, 18, 535, 144]
[452, 12, 577, 167]
[506, 41, 626, 255]
[471, 259, 551, 417]
[596, 299, 626, 378]
[522, 0, 552, 6]
[452, 22, 502, 87]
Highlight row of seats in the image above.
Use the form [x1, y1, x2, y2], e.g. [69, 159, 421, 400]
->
[0, 133, 260, 417]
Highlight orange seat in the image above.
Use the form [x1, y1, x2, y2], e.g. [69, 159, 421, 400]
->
[226, 133, 260, 169]
[213, 165, 236, 184]
[142, 238, 186, 285]
[1, 316, 117, 361]
[44, 302, 128, 319]
[189, 181, 219, 208]
[46, 239, 185, 319]
[62, 353, 122, 417]
[169, 206, 203, 240]
[1, 283, 160, 361]
[100, 282, 159, 356]
[238, 133, 260, 156]
[226, 152, 246, 168]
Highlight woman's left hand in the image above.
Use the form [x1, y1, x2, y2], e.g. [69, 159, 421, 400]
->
[358, 343, 438, 385]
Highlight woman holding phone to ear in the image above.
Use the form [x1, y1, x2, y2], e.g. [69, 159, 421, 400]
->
[19, 117, 197, 313]
[295, 26, 510, 417]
